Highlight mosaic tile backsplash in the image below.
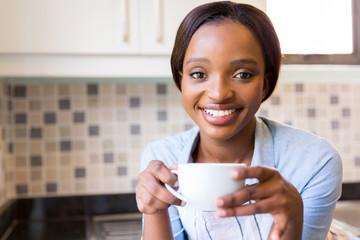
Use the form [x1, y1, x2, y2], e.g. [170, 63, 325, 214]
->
[0, 80, 359, 204]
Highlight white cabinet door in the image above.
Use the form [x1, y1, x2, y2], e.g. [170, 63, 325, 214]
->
[0, 0, 140, 54]
[139, 0, 266, 55]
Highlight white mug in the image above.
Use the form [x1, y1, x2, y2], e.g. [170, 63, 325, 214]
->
[165, 163, 246, 211]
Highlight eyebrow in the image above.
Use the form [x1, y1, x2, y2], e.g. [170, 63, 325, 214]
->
[185, 58, 210, 65]
[230, 59, 258, 66]
[185, 58, 258, 66]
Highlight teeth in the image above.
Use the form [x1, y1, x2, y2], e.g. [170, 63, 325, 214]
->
[204, 109, 236, 117]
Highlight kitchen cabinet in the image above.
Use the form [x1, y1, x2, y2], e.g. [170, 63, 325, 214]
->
[0, 0, 265, 77]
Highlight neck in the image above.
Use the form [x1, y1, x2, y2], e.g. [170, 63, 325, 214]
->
[194, 118, 256, 165]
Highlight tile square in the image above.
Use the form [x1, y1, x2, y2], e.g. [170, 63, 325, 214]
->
[15, 113, 27, 124]
[129, 97, 140, 108]
[29, 101, 41, 111]
[59, 99, 71, 110]
[87, 84, 98, 95]
[46, 182, 57, 193]
[117, 166, 127, 176]
[89, 125, 100, 136]
[44, 112, 56, 124]
[157, 84, 167, 95]
[74, 112, 85, 123]
[130, 125, 141, 135]
[75, 168, 86, 178]
[14, 85, 27, 98]
[157, 111, 167, 121]
[30, 128, 42, 139]
[30, 155, 42, 167]
[16, 184, 28, 195]
[104, 153, 114, 163]
[58, 85, 70, 95]
[60, 141, 72, 151]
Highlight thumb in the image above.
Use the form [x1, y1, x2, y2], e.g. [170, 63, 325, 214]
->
[169, 164, 178, 171]
[268, 220, 286, 240]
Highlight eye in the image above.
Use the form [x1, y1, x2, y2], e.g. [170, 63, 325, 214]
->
[235, 72, 253, 80]
[190, 72, 206, 79]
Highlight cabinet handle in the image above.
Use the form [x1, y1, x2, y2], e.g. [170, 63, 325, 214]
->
[154, 0, 163, 43]
[121, 0, 129, 42]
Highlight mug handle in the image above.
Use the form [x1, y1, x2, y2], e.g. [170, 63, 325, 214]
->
[164, 170, 188, 203]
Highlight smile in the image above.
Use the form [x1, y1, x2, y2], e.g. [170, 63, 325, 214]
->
[203, 108, 237, 117]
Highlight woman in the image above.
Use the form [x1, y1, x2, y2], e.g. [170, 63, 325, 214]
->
[136, 1, 342, 239]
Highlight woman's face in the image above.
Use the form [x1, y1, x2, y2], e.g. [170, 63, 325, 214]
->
[181, 21, 266, 141]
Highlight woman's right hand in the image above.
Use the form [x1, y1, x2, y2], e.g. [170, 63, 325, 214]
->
[136, 160, 183, 214]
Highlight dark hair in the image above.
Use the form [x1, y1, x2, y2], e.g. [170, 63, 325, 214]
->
[170, 1, 282, 102]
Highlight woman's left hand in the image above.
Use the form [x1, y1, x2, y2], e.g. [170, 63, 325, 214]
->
[215, 166, 303, 240]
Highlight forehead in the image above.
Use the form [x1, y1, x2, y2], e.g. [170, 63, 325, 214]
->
[184, 21, 264, 66]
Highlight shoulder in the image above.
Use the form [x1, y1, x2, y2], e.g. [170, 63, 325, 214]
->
[140, 127, 199, 171]
[258, 117, 342, 190]
[260, 116, 339, 157]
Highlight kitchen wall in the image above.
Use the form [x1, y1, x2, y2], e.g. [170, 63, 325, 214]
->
[0, 79, 359, 202]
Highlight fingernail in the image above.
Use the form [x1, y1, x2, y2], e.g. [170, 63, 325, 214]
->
[230, 170, 239, 179]
[218, 209, 227, 217]
[180, 201, 186, 207]
[217, 199, 224, 207]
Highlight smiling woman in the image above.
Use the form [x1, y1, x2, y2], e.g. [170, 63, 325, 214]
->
[136, 2, 342, 240]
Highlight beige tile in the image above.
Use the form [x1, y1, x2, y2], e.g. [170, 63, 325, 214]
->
[73, 141, 85, 151]
[88, 140, 101, 152]
[88, 167, 100, 178]
[43, 100, 57, 111]
[100, 83, 114, 95]
[15, 170, 28, 182]
[43, 126, 57, 139]
[102, 110, 114, 122]
[117, 153, 127, 163]
[72, 83, 86, 95]
[30, 142, 42, 155]
[58, 112, 71, 124]
[43, 84, 57, 97]
[89, 154, 100, 164]
[31, 170, 42, 181]
[13, 142, 27, 153]
[28, 85, 41, 97]
[45, 169, 57, 181]
[88, 110, 100, 123]
[13, 100, 27, 111]
[103, 166, 115, 178]
[59, 182, 72, 193]
[75, 181, 86, 192]
[59, 126, 71, 138]
[88, 97, 99, 109]
[29, 100, 41, 111]
[73, 154, 85, 165]
[15, 127, 27, 138]
[116, 84, 126, 95]
[60, 155, 71, 166]
[72, 98, 86, 110]
[71, 125, 87, 138]
[45, 155, 57, 166]
[58, 84, 70, 96]
[15, 156, 27, 167]
[102, 139, 113, 150]
[102, 125, 115, 136]
[45, 141, 57, 152]
[60, 168, 72, 179]
[29, 113, 42, 125]
[31, 183, 43, 195]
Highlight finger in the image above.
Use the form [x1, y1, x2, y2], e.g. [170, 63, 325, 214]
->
[169, 164, 178, 171]
[136, 197, 159, 214]
[148, 160, 178, 186]
[268, 219, 287, 240]
[137, 184, 178, 210]
[231, 166, 278, 182]
[217, 198, 275, 217]
[216, 180, 276, 208]
[139, 170, 182, 206]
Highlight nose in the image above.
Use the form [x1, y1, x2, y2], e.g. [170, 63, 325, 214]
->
[206, 75, 234, 102]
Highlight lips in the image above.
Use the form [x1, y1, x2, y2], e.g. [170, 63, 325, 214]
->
[200, 107, 240, 125]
